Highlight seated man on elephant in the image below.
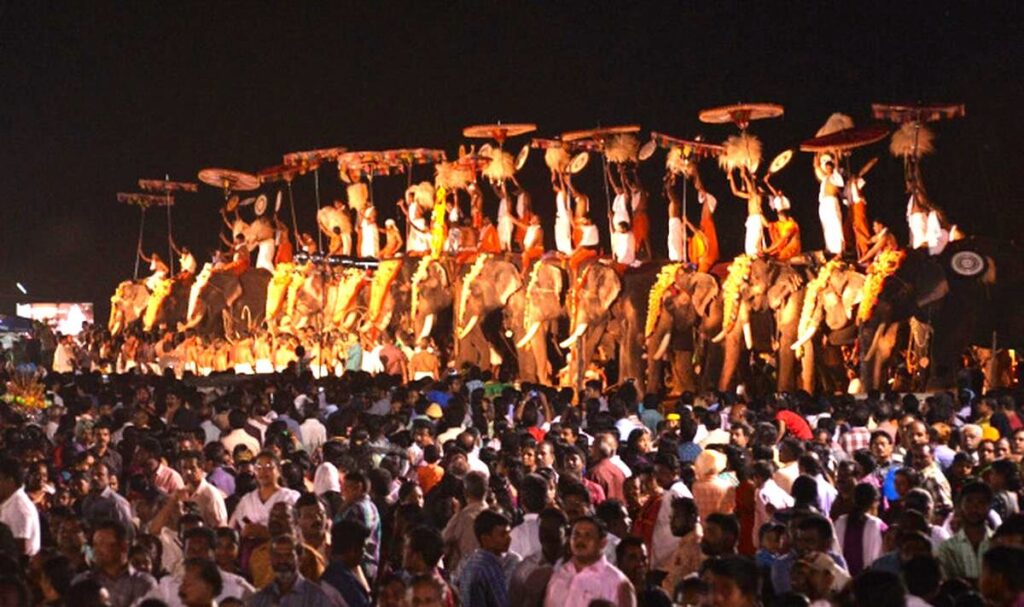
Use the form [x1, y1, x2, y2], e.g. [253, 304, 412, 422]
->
[764, 194, 801, 262]
[569, 215, 601, 277]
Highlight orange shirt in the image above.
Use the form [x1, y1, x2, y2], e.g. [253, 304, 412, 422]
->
[769, 217, 802, 261]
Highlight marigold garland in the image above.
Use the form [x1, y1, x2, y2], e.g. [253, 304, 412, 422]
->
[721, 255, 753, 334]
[429, 187, 447, 259]
[645, 263, 683, 337]
[858, 249, 906, 323]
[143, 278, 174, 330]
[410, 256, 433, 321]
[797, 259, 844, 340]
[459, 254, 488, 326]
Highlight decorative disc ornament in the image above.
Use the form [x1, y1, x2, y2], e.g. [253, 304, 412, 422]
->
[638, 139, 658, 161]
[950, 251, 986, 277]
[515, 144, 530, 170]
[254, 194, 268, 216]
[768, 150, 793, 175]
[568, 151, 590, 175]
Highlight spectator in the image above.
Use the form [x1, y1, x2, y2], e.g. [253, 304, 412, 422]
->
[460, 509, 514, 607]
[249, 534, 340, 607]
[544, 516, 635, 607]
[0, 456, 41, 557]
[72, 520, 156, 607]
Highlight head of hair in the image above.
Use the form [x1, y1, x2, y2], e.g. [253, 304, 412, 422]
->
[791, 475, 819, 507]
[406, 525, 444, 568]
[982, 545, 1024, 594]
[958, 480, 994, 505]
[852, 569, 907, 607]
[183, 557, 223, 598]
[464, 471, 488, 501]
[902, 555, 943, 599]
[571, 515, 608, 539]
[705, 555, 761, 598]
[331, 519, 370, 555]
[520, 474, 548, 513]
[473, 509, 510, 542]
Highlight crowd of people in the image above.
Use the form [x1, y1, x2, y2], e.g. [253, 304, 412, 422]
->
[0, 351, 1023, 607]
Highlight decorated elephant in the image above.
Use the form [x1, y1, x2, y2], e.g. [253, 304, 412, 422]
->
[142, 277, 192, 334]
[180, 265, 271, 338]
[858, 238, 1024, 391]
[713, 255, 810, 393]
[791, 260, 865, 392]
[560, 260, 623, 391]
[455, 254, 525, 373]
[644, 264, 721, 395]
[409, 256, 455, 350]
[510, 258, 567, 385]
[109, 280, 151, 336]
[264, 263, 327, 333]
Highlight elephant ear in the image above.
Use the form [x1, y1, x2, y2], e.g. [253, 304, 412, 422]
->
[434, 263, 449, 288]
[690, 273, 720, 318]
[591, 266, 622, 312]
[915, 259, 950, 308]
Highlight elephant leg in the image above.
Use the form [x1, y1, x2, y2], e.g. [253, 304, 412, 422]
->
[531, 323, 552, 385]
[800, 339, 816, 393]
[718, 325, 744, 392]
[776, 296, 801, 393]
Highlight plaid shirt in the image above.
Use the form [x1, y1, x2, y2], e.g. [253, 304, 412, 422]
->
[459, 549, 510, 607]
[839, 426, 872, 455]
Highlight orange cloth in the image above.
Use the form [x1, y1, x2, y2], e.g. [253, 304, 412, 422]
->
[521, 245, 544, 274]
[478, 225, 502, 254]
[275, 233, 294, 265]
[851, 201, 871, 258]
[417, 463, 445, 495]
[768, 217, 802, 261]
[568, 248, 598, 274]
[699, 206, 719, 271]
[632, 210, 649, 244]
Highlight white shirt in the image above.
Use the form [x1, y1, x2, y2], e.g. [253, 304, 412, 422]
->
[524, 224, 542, 250]
[53, 343, 75, 373]
[611, 193, 631, 228]
[0, 487, 40, 556]
[300, 418, 327, 453]
[190, 478, 228, 528]
[228, 486, 300, 528]
[137, 566, 255, 607]
[544, 556, 634, 607]
[510, 513, 542, 561]
[651, 481, 693, 570]
[360, 216, 380, 258]
[221, 428, 261, 458]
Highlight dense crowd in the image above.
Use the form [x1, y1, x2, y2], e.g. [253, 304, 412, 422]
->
[0, 346, 1023, 607]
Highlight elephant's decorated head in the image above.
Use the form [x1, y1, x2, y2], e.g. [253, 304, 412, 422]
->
[560, 263, 621, 350]
[109, 280, 150, 335]
[410, 257, 452, 341]
[265, 262, 297, 322]
[516, 260, 566, 349]
[645, 265, 720, 361]
[457, 255, 522, 340]
[793, 260, 865, 353]
[142, 278, 174, 331]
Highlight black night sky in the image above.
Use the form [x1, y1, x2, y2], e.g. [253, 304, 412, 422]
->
[1, 2, 1022, 319]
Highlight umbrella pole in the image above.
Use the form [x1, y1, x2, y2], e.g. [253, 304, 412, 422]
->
[314, 167, 323, 252]
[134, 207, 146, 280]
[287, 181, 299, 245]
[166, 173, 174, 275]
[682, 176, 689, 264]
[602, 156, 613, 247]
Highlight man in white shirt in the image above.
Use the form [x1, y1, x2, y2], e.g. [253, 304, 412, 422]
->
[221, 410, 261, 456]
[509, 474, 548, 560]
[139, 526, 255, 606]
[0, 457, 41, 557]
[651, 452, 693, 571]
[611, 221, 637, 266]
[544, 516, 635, 607]
[179, 451, 228, 528]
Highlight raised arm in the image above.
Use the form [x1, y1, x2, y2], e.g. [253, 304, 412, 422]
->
[605, 163, 625, 195]
[727, 169, 748, 199]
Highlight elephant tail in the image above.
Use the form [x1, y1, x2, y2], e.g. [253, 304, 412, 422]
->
[240, 305, 254, 334]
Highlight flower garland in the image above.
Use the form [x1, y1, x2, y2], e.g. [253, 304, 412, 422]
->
[368, 259, 404, 324]
[858, 249, 906, 323]
[720, 255, 753, 334]
[410, 256, 433, 321]
[459, 254, 488, 326]
[330, 269, 367, 326]
[429, 187, 447, 260]
[797, 259, 844, 342]
[143, 278, 174, 330]
[645, 263, 683, 337]
[523, 259, 546, 328]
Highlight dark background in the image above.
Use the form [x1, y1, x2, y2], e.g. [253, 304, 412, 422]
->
[1, 2, 1021, 322]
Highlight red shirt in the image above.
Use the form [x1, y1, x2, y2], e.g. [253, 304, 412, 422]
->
[776, 409, 813, 440]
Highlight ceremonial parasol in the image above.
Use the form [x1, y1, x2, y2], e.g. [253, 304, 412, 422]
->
[257, 164, 301, 184]
[198, 168, 260, 198]
[650, 132, 726, 158]
[561, 124, 641, 143]
[136, 177, 198, 275]
[283, 146, 347, 251]
[462, 123, 537, 145]
[118, 192, 176, 279]
[871, 102, 965, 124]
[799, 124, 890, 153]
[698, 103, 784, 130]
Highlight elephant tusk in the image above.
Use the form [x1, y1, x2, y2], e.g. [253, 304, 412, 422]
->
[558, 322, 588, 349]
[711, 329, 727, 344]
[418, 314, 435, 341]
[653, 333, 671, 361]
[743, 322, 753, 350]
[457, 315, 479, 340]
[792, 327, 817, 351]
[516, 321, 542, 349]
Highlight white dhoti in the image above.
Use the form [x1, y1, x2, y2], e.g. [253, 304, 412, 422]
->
[497, 197, 513, 251]
[256, 239, 276, 273]
[555, 192, 573, 254]
[255, 359, 274, 374]
[926, 211, 949, 255]
[744, 214, 765, 256]
[612, 193, 630, 228]
[668, 217, 684, 262]
[818, 196, 844, 254]
[233, 363, 255, 375]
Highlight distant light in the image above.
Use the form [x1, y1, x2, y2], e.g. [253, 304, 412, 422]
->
[15, 283, 26, 295]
